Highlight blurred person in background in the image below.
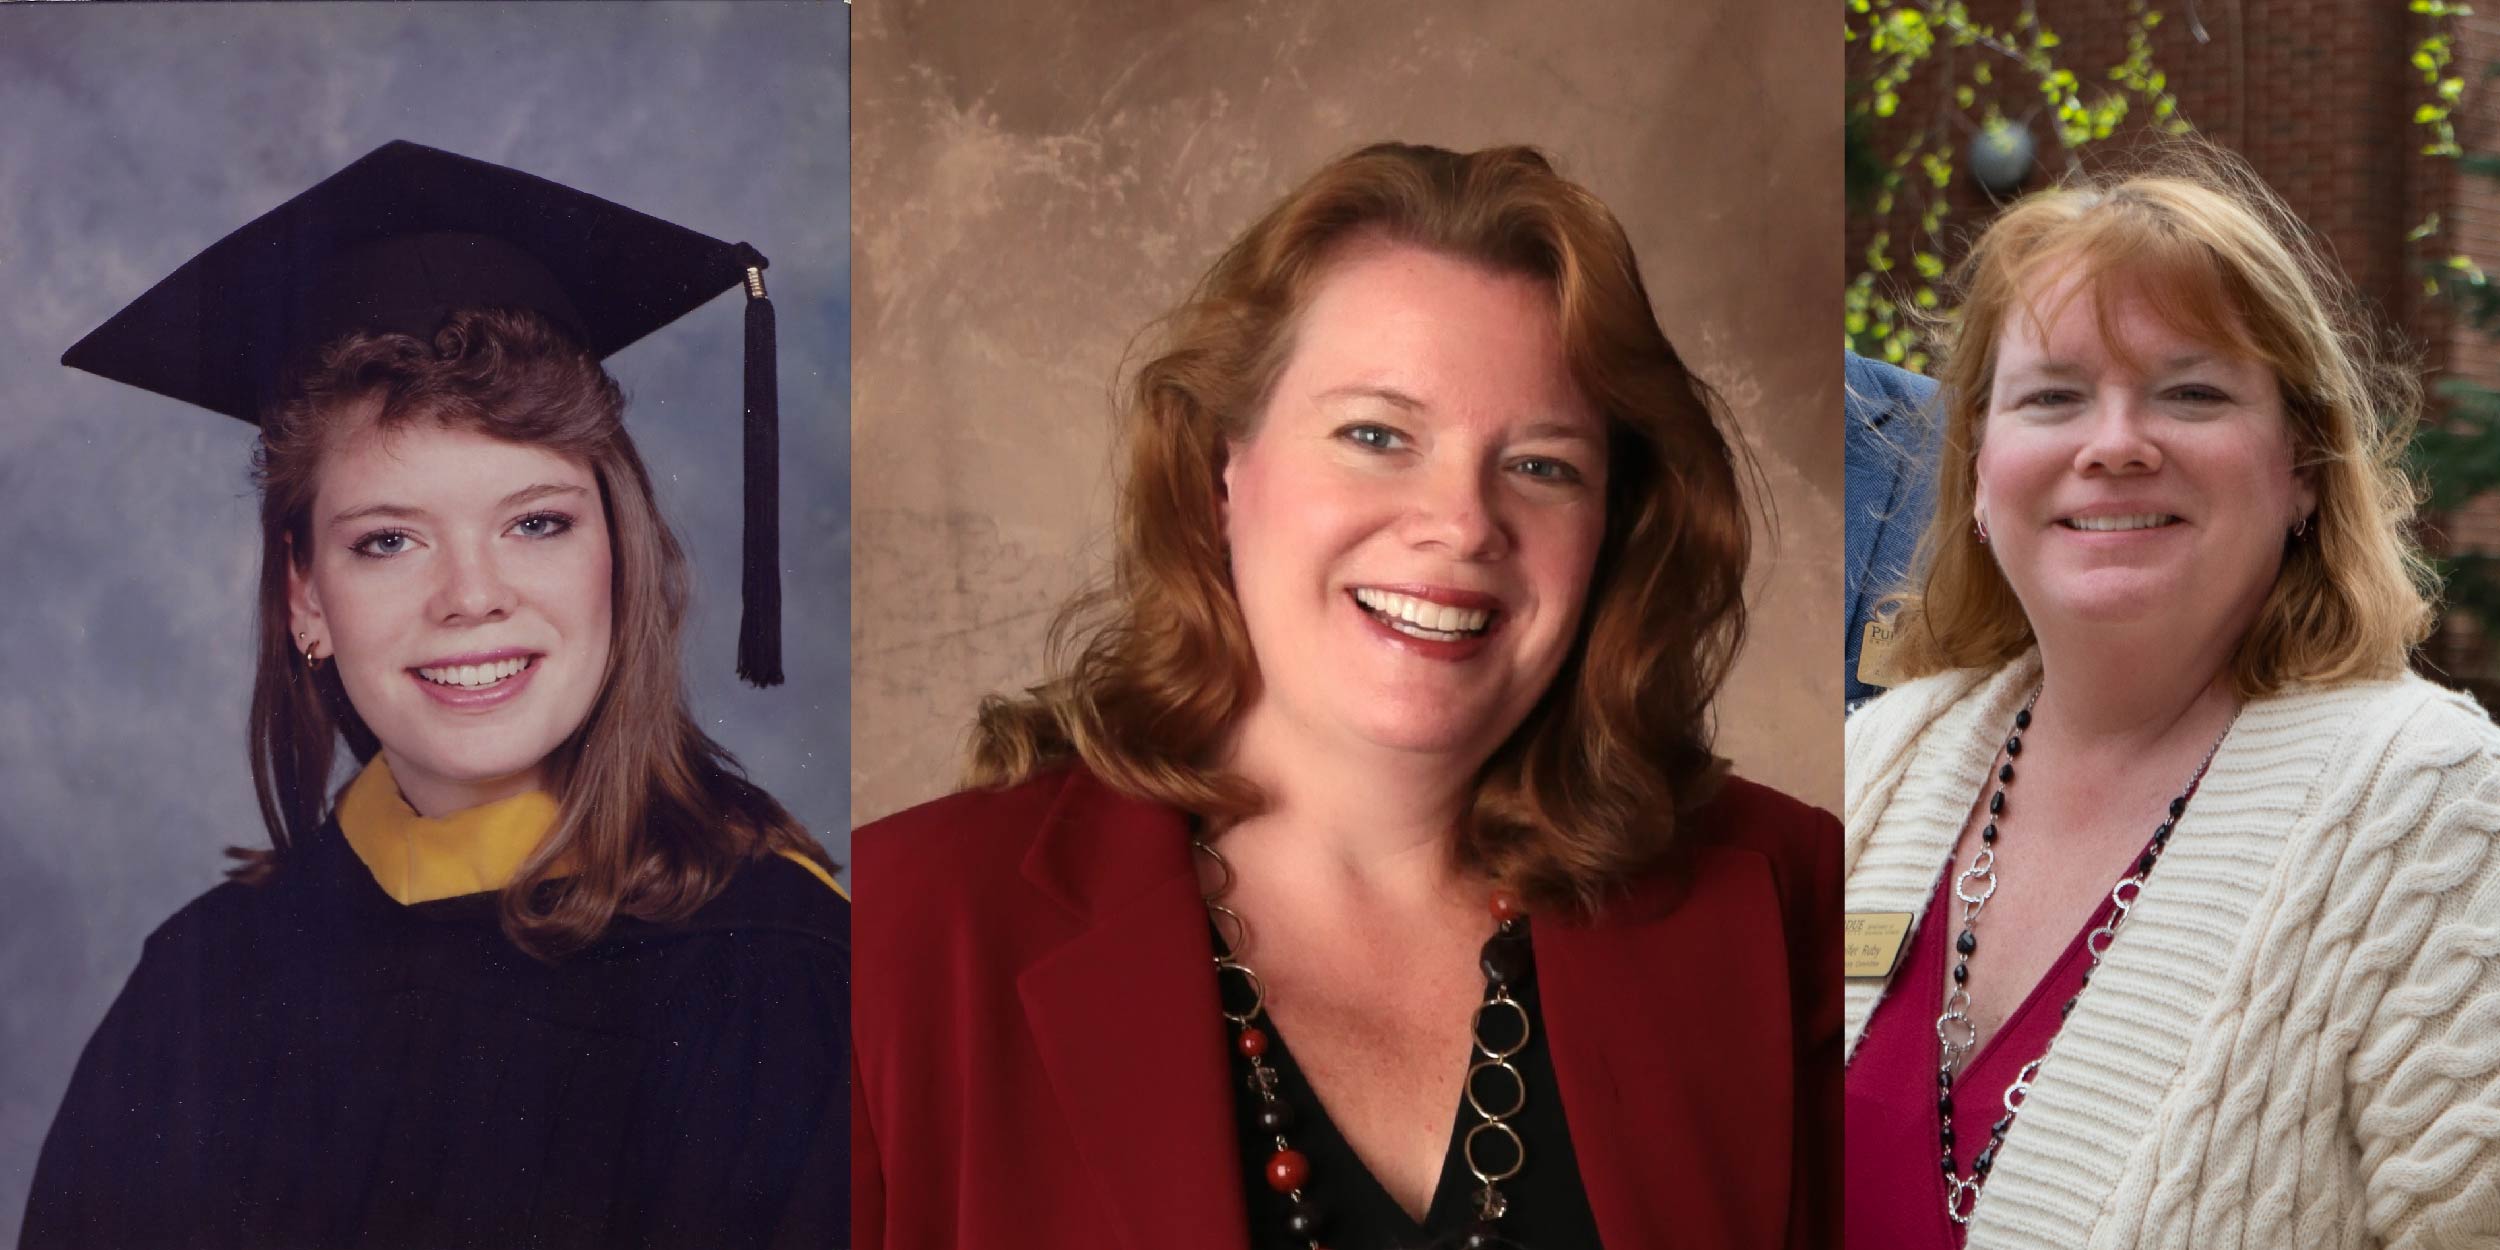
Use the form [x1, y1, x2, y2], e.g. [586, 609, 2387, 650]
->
[1846, 351, 1942, 709]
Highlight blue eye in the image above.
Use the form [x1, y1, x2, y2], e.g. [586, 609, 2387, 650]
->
[512, 511, 576, 539]
[1338, 423, 1403, 451]
[349, 529, 413, 559]
[1511, 456, 1583, 484]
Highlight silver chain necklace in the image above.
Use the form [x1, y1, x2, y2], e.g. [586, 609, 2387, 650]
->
[1934, 689, 2236, 1226]
[1194, 837, 1533, 1248]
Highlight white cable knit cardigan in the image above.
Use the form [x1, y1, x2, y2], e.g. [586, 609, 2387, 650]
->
[1844, 657, 2500, 1249]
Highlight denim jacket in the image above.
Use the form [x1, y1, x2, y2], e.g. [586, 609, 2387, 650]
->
[1842, 353, 1940, 707]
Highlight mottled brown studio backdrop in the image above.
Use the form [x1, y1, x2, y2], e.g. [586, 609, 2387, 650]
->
[852, 0, 1841, 824]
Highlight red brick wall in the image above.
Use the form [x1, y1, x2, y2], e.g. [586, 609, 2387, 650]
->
[1848, 0, 2438, 335]
[2434, 14, 2500, 683]
[2444, 14, 2500, 392]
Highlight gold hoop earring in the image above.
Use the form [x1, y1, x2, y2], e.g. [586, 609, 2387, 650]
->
[1974, 517, 1991, 546]
[300, 635, 325, 672]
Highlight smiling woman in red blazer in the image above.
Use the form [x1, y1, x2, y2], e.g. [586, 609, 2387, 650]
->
[853, 143, 1840, 1250]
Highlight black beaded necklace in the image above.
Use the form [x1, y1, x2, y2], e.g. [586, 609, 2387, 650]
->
[1196, 838, 1535, 1250]
[1934, 690, 2234, 1226]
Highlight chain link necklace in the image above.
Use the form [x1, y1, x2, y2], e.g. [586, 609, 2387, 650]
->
[1195, 837, 1534, 1250]
[1935, 690, 2235, 1226]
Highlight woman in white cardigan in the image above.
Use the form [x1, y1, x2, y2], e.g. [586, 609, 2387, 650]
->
[1842, 152, 2500, 1249]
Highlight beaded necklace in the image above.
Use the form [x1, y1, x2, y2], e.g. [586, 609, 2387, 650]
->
[1935, 690, 2235, 1226]
[1196, 837, 1533, 1250]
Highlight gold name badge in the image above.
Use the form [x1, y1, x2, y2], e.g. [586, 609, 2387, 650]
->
[1845, 912, 1915, 979]
[1857, 617, 1912, 690]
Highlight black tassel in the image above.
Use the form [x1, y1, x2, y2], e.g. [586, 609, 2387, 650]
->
[735, 243, 783, 687]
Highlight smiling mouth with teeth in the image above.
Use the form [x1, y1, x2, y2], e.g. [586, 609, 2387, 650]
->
[2061, 514, 2180, 532]
[414, 656, 536, 689]
[1352, 588, 1496, 641]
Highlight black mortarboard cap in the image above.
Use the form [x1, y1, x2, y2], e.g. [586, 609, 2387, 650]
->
[63, 140, 784, 686]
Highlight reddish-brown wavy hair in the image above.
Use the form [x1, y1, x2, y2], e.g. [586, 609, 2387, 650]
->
[244, 307, 831, 959]
[970, 142, 1754, 912]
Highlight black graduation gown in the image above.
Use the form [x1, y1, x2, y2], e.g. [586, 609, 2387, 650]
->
[21, 818, 850, 1250]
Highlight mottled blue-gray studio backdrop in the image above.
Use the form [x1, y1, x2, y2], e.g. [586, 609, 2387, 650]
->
[0, 4, 849, 1237]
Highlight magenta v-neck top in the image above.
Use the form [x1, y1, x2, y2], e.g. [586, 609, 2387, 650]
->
[1843, 862, 2124, 1247]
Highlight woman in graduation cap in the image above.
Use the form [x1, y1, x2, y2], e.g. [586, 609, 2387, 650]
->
[854, 143, 1839, 1249]
[24, 142, 848, 1250]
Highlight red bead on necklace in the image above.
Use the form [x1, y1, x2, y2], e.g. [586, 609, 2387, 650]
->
[1489, 888, 1526, 924]
[1196, 835, 1536, 1248]
[1265, 1148, 1311, 1192]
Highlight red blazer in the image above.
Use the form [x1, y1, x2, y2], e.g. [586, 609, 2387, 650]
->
[852, 765, 1840, 1249]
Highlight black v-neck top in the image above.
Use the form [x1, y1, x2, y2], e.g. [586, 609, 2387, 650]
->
[1228, 959, 1605, 1250]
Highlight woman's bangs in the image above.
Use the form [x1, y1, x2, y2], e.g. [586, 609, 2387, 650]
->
[2015, 221, 2270, 376]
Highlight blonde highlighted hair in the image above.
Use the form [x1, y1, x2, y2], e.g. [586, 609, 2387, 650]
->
[1899, 146, 2434, 691]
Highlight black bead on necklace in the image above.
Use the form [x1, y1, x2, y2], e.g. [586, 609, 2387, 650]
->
[1198, 837, 1536, 1250]
[1933, 690, 2232, 1226]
